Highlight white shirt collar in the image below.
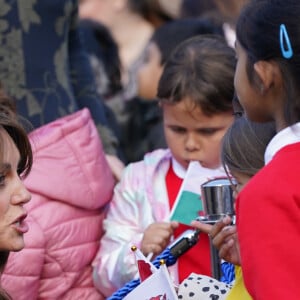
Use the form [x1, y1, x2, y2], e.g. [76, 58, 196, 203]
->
[171, 157, 186, 179]
[223, 22, 236, 49]
[171, 158, 225, 179]
[264, 122, 300, 164]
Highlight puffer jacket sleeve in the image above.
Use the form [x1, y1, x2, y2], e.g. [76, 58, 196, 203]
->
[2, 214, 46, 299]
[92, 160, 157, 297]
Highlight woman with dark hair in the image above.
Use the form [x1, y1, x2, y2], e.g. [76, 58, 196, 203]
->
[0, 90, 33, 300]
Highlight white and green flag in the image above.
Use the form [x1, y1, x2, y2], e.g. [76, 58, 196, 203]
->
[169, 161, 226, 225]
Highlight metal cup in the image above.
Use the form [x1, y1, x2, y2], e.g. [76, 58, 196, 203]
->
[200, 177, 235, 280]
[201, 178, 235, 222]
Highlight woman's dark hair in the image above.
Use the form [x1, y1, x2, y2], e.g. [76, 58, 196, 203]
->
[222, 116, 276, 177]
[0, 112, 33, 178]
[0, 87, 32, 178]
[0, 252, 10, 299]
[236, 0, 300, 125]
[157, 35, 236, 116]
[151, 18, 224, 65]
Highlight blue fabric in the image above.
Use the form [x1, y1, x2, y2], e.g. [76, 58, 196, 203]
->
[0, 0, 108, 129]
[221, 261, 235, 284]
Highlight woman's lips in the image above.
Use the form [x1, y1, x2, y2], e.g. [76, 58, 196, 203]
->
[11, 214, 29, 234]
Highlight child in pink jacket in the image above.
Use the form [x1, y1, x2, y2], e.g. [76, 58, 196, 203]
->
[2, 109, 115, 300]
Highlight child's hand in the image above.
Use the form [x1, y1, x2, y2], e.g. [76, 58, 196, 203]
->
[190, 219, 213, 234]
[141, 221, 179, 257]
[191, 216, 241, 265]
[210, 216, 241, 265]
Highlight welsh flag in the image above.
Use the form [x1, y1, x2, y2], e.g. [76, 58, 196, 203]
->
[169, 161, 226, 225]
[123, 263, 178, 300]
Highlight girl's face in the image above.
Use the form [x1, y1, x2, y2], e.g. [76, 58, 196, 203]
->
[234, 41, 258, 120]
[234, 41, 270, 123]
[0, 130, 31, 251]
[137, 42, 163, 100]
[163, 97, 234, 170]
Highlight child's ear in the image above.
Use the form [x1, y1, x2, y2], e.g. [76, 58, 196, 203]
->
[254, 60, 279, 93]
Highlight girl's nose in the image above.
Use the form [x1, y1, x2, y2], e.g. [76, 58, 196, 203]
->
[185, 134, 198, 151]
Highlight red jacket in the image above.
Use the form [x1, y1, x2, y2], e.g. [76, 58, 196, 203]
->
[237, 142, 300, 300]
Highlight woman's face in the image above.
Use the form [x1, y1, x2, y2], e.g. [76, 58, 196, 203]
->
[0, 130, 31, 251]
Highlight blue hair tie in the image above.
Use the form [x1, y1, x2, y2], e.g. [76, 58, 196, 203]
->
[280, 24, 293, 59]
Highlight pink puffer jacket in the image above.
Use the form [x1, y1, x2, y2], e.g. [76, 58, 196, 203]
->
[2, 109, 115, 300]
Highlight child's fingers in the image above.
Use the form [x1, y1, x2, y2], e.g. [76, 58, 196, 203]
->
[190, 220, 212, 234]
[212, 226, 236, 250]
[170, 221, 179, 229]
[210, 216, 233, 238]
[218, 238, 235, 260]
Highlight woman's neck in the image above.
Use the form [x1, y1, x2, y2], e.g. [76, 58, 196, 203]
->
[110, 14, 154, 71]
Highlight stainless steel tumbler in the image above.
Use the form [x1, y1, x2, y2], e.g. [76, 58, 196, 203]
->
[200, 177, 235, 280]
